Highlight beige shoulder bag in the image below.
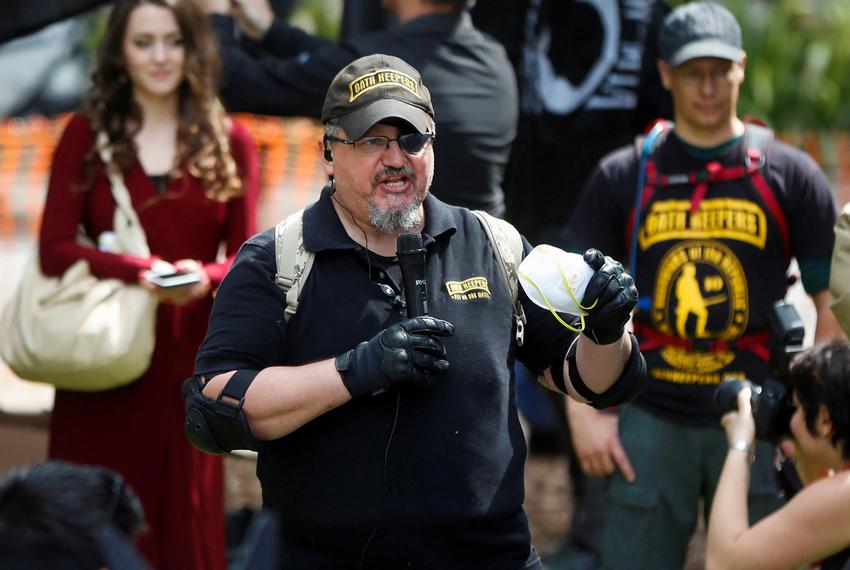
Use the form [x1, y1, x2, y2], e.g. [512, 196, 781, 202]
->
[0, 133, 158, 391]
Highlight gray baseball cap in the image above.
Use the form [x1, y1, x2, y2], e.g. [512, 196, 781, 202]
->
[321, 53, 435, 141]
[659, 2, 743, 68]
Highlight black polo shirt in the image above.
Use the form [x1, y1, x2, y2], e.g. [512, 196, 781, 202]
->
[196, 186, 571, 568]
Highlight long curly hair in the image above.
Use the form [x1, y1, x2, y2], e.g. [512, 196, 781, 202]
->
[84, 0, 242, 201]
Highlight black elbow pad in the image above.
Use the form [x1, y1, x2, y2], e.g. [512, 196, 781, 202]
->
[183, 371, 261, 454]
[567, 332, 646, 409]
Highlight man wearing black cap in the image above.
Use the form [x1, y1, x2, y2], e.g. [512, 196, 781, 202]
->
[565, 2, 843, 568]
[187, 53, 647, 568]
[195, 0, 517, 216]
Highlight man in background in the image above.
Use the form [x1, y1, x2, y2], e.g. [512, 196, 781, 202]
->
[566, 3, 843, 567]
[197, 0, 518, 216]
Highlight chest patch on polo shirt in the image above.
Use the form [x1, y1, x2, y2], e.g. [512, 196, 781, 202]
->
[445, 277, 491, 301]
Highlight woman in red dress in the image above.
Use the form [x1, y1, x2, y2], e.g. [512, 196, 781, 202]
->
[39, 1, 259, 568]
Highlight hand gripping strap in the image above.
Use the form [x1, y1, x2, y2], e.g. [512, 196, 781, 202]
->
[184, 370, 261, 454]
[566, 333, 646, 409]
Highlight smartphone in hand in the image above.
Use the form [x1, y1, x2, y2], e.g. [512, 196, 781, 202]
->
[149, 272, 201, 289]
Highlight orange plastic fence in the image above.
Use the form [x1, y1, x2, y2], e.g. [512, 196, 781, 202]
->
[0, 113, 327, 243]
[2, 114, 850, 246]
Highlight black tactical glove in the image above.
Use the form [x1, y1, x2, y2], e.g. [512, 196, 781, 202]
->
[335, 317, 454, 397]
[580, 249, 638, 345]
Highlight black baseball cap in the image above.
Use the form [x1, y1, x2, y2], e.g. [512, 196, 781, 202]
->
[659, 2, 743, 68]
[321, 54, 435, 141]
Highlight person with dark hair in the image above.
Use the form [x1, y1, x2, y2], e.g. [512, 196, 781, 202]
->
[186, 53, 646, 569]
[565, 2, 844, 568]
[39, 0, 260, 567]
[0, 461, 146, 569]
[196, 0, 517, 215]
[707, 340, 850, 569]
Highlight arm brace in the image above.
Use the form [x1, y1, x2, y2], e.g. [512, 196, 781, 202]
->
[553, 333, 645, 409]
[183, 370, 261, 454]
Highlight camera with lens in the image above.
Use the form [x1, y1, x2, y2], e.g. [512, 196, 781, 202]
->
[714, 300, 805, 441]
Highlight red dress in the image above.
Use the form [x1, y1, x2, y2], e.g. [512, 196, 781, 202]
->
[40, 114, 259, 570]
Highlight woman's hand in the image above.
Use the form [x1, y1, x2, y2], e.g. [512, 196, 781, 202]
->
[721, 386, 755, 447]
[141, 259, 211, 306]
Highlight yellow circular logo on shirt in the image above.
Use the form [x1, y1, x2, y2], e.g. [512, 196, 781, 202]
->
[652, 241, 748, 375]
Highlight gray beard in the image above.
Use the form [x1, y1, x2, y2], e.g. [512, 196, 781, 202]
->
[368, 197, 422, 233]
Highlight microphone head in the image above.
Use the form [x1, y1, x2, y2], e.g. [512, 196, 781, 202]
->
[397, 232, 425, 255]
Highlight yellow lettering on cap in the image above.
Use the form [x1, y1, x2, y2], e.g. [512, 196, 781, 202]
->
[348, 68, 421, 102]
[351, 75, 377, 97]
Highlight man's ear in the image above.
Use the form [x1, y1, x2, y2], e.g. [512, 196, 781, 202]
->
[736, 52, 748, 81]
[318, 139, 334, 177]
[657, 59, 673, 91]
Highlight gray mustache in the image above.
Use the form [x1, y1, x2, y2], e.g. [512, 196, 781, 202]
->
[374, 166, 416, 185]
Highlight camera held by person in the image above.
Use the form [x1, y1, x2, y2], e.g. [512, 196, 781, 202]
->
[714, 300, 805, 442]
[706, 340, 850, 570]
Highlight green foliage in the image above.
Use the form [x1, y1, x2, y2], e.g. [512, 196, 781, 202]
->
[79, 6, 110, 62]
[669, 0, 850, 131]
[289, 0, 343, 40]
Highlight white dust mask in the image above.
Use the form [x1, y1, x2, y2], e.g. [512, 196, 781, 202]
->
[518, 245, 597, 332]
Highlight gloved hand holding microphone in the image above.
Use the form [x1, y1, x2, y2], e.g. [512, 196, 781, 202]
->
[335, 316, 454, 398]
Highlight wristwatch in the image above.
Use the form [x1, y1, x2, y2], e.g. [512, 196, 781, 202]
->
[729, 440, 754, 461]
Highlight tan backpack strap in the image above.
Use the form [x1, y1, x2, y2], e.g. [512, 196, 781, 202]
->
[471, 210, 527, 346]
[274, 209, 314, 323]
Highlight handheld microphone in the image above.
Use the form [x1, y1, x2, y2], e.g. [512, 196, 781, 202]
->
[397, 232, 428, 317]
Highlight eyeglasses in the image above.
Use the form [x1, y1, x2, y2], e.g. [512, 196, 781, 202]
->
[674, 64, 739, 87]
[325, 133, 435, 156]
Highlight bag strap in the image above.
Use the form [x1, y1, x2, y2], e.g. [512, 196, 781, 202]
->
[274, 209, 314, 323]
[96, 132, 151, 258]
[627, 121, 787, 268]
[471, 210, 527, 346]
[627, 120, 672, 285]
[741, 123, 790, 260]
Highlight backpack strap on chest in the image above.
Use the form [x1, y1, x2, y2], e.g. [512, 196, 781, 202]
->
[628, 120, 673, 283]
[471, 210, 527, 346]
[274, 207, 528, 340]
[742, 123, 790, 260]
[274, 209, 314, 323]
[628, 120, 790, 275]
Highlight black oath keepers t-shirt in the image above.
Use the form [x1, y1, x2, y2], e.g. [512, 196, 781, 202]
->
[567, 132, 836, 426]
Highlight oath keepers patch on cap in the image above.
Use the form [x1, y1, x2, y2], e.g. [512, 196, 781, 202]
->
[349, 69, 419, 102]
[321, 54, 435, 141]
